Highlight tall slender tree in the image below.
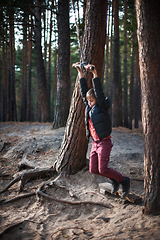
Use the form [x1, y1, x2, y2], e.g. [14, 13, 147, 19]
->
[52, 0, 71, 128]
[20, 13, 28, 122]
[112, 0, 122, 127]
[129, 32, 135, 129]
[27, 15, 33, 122]
[34, 0, 49, 122]
[7, 11, 17, 121]
[136, 0, 160, 214]
[123, 0, 128, 127]
[54, 0, 108, 175]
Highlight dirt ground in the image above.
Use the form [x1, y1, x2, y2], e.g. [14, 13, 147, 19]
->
[0, 122, 160, 240]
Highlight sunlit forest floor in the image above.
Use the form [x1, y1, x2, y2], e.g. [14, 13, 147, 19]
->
[0, 122, 160, 239]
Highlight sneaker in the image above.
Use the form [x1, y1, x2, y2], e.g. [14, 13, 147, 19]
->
[120, 177, 130, 198]
[111, 179, 120, 194]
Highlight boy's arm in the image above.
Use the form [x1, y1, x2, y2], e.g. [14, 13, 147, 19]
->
[79, 78, 89, 106]
[72, 62, 89, 105]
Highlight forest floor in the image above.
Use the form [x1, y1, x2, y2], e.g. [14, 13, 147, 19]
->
[0, 122, 160, 240]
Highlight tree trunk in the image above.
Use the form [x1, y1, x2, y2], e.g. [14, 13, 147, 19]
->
[112, 0, 122, 127]
[53, 0, 71, 128]
[123, 0, 128, 128]
[134, 47, 140, 128]
[55, 0, 108, 175]
[34, 0, 49, 122]
[136, 0, 160, 214]
[7, 13, 17, 121]
[129, 32, 135, 129]
[21, 14, 28, 122]
[47, 5, 53, 122]
[105, 3, 110, 97]
[2, 34, 8, 121]
[109, 3, 113, 120]
[27, 15, 33, 122]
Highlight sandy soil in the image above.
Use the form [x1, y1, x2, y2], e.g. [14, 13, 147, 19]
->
[0, 122, 160, 240]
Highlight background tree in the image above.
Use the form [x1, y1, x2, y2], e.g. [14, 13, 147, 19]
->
[136, 0, 160, 214]
[112, 0, 122, 127]
[52, 0, 71, 128]
[34, 0, 49, 122]
[54, 0, 108, 175]
[123, 0, 128, 128]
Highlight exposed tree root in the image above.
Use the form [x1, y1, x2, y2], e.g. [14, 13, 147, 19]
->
[0, 172, 113, 209]
[0, 219, 35, 237]
[0, 167, 56, 194]
[37, 189, 112, 208]
[1, 192, 36, 204]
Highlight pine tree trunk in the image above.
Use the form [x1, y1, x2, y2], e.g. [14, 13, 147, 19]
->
[112, 0, 122, 127]
[34, 0, 49, 122]
[21, 14, 28, 122]
[55, 0, 108, 175]
[2, 35, 8, 121]
[47, 6, 53, 122]
[27, 16, 33, 122]
[7, 13, 17, 121]
[129, 33, 135, 129]
[105, 3, 110, 97]
[134, 47, 140, 128]
[136, 0, 160, 214]
[53, 0, 71, 128]
[123, 0, 128, 128]
[109, 3, 113, 120]
[52, 48, 57, 119]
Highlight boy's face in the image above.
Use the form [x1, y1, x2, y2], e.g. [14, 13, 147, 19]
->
[88, 97, 97, 108]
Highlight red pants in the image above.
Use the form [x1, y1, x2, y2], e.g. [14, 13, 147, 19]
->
[89, 138, 125, 182]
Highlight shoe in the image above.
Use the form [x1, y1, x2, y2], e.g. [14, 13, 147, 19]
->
[120, 177, 130, 198]
[111, 179, 120, 194]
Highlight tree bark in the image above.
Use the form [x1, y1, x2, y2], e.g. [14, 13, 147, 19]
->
[55, 0, 108, 175]
[112, 0, 122, 127]
[21, 13, 28, 122]
[34, 0, 49, 122]
[123, 0, 128, 128]
[7, 12, 17, 121]
[136, 0, 160, 214]
[53, 0, 71, 128]
[47, 4, 53, 121]
[2, 34, 8, 121]
[129, 32, 135, 129]
[27, 15, 33, 122]
[134, 47, 140, 128]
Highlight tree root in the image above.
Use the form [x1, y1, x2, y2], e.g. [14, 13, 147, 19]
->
[1, 192, 36, 204]
[0, 171, 113, 209]
[0, 220, 35, 237]
[0, 167, 56, 194]
[37, 189, 112, 208]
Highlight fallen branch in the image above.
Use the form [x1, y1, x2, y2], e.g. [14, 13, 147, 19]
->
[37, 190, 112, 208]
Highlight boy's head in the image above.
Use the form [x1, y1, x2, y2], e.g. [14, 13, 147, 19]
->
[86, 88, 97, 108]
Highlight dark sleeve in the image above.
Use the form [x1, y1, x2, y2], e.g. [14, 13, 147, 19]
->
[79, 78, 89, 106]
[92, 77, 111, 111]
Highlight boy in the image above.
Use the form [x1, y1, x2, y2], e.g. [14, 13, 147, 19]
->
[73, 62, 130, 197]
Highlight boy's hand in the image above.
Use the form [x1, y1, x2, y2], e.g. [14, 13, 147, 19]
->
[84, 64, 98, 78]
[72, 62, 84, 78]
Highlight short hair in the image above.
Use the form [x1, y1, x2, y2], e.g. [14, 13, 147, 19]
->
[86, 88, 96, 100]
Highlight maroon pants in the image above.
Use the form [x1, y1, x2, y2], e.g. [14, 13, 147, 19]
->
[89, 138, 125, 183]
